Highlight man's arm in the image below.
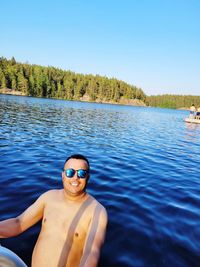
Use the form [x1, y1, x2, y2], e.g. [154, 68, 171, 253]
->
[0, 192, 47, 238]
[79, 204, 108, 267]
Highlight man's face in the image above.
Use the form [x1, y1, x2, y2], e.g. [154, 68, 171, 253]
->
[62, 158, 89, 197]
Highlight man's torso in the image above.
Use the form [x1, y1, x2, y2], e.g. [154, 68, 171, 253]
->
[32, 190, 96, 267]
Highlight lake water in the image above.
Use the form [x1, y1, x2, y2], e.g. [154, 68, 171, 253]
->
[0, 94, 200, 267]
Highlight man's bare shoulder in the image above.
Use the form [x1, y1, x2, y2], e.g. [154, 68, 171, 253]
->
[88, 195, 107, 218]
[38, 189, 63, 202]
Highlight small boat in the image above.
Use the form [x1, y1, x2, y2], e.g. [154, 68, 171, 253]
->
[184, 117, 200, 124]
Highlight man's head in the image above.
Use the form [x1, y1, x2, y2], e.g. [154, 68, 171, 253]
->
[62, 154, 90, 198]
[63, 154, 90, 171]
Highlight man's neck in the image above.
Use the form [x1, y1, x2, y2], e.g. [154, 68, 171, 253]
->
[63, 190, 88, 202]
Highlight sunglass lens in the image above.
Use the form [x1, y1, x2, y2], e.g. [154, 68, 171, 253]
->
[66, 169, 75, 178]
[78, 170, 87, 178]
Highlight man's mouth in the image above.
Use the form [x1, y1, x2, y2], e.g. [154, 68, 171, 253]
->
[71, 182, 79, 187]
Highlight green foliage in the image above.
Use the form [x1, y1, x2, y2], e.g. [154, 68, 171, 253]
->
[0, 69, 7, 88]
[146, 94, 200, 109]
[0, 56, 146, 104]
[1, 56, 199, 109]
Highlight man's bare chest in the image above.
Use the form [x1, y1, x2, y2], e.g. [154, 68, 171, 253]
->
[41, 201, 92, 239]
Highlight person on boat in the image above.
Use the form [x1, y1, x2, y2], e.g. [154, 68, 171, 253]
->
[0, 154, 108, 267]
[189, 104, 196, 118]
[195, 107, 200, 119]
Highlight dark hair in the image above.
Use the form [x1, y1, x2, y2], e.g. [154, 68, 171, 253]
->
[64, 154, 90, 170]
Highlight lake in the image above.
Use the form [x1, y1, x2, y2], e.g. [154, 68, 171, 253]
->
[0, 94, 200, 267]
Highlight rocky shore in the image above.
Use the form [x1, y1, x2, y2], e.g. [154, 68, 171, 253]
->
[0, 88, 146, 106]
[0, 88, 26, 96]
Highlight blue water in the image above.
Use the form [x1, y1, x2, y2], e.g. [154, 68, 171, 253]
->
[0, 94, 200, 267]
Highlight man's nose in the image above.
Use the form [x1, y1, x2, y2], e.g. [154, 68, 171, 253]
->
[72, 172, 79, 180]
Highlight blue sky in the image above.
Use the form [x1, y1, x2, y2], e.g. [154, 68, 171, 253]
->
[1, 0, 200, 96]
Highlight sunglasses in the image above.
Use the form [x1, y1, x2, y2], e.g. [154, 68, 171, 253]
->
[64, 168, 88, 179]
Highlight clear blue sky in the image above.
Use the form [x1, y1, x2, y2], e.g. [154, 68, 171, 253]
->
[1, 0, 200, 96]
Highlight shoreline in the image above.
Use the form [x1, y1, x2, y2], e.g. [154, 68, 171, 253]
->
[0, 88, 26, 96]
[0, 88, 146, 107]
[0, 88, 193, 110]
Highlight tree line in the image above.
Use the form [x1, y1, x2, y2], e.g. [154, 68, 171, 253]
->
[0, 56, 200, 108]
[146, 95, 200, 109]
[0, 56, 146, 103]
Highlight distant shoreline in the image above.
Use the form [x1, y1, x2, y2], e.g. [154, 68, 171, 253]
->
[0, 88, 146, 107]
[0, 88, 193, 110]
[0, 88, 26, 96]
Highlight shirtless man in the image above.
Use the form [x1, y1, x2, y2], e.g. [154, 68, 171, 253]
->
[0, 154, 108, 267]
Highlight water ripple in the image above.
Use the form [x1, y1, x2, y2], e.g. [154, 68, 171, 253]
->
[0, 95, 200, 267]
